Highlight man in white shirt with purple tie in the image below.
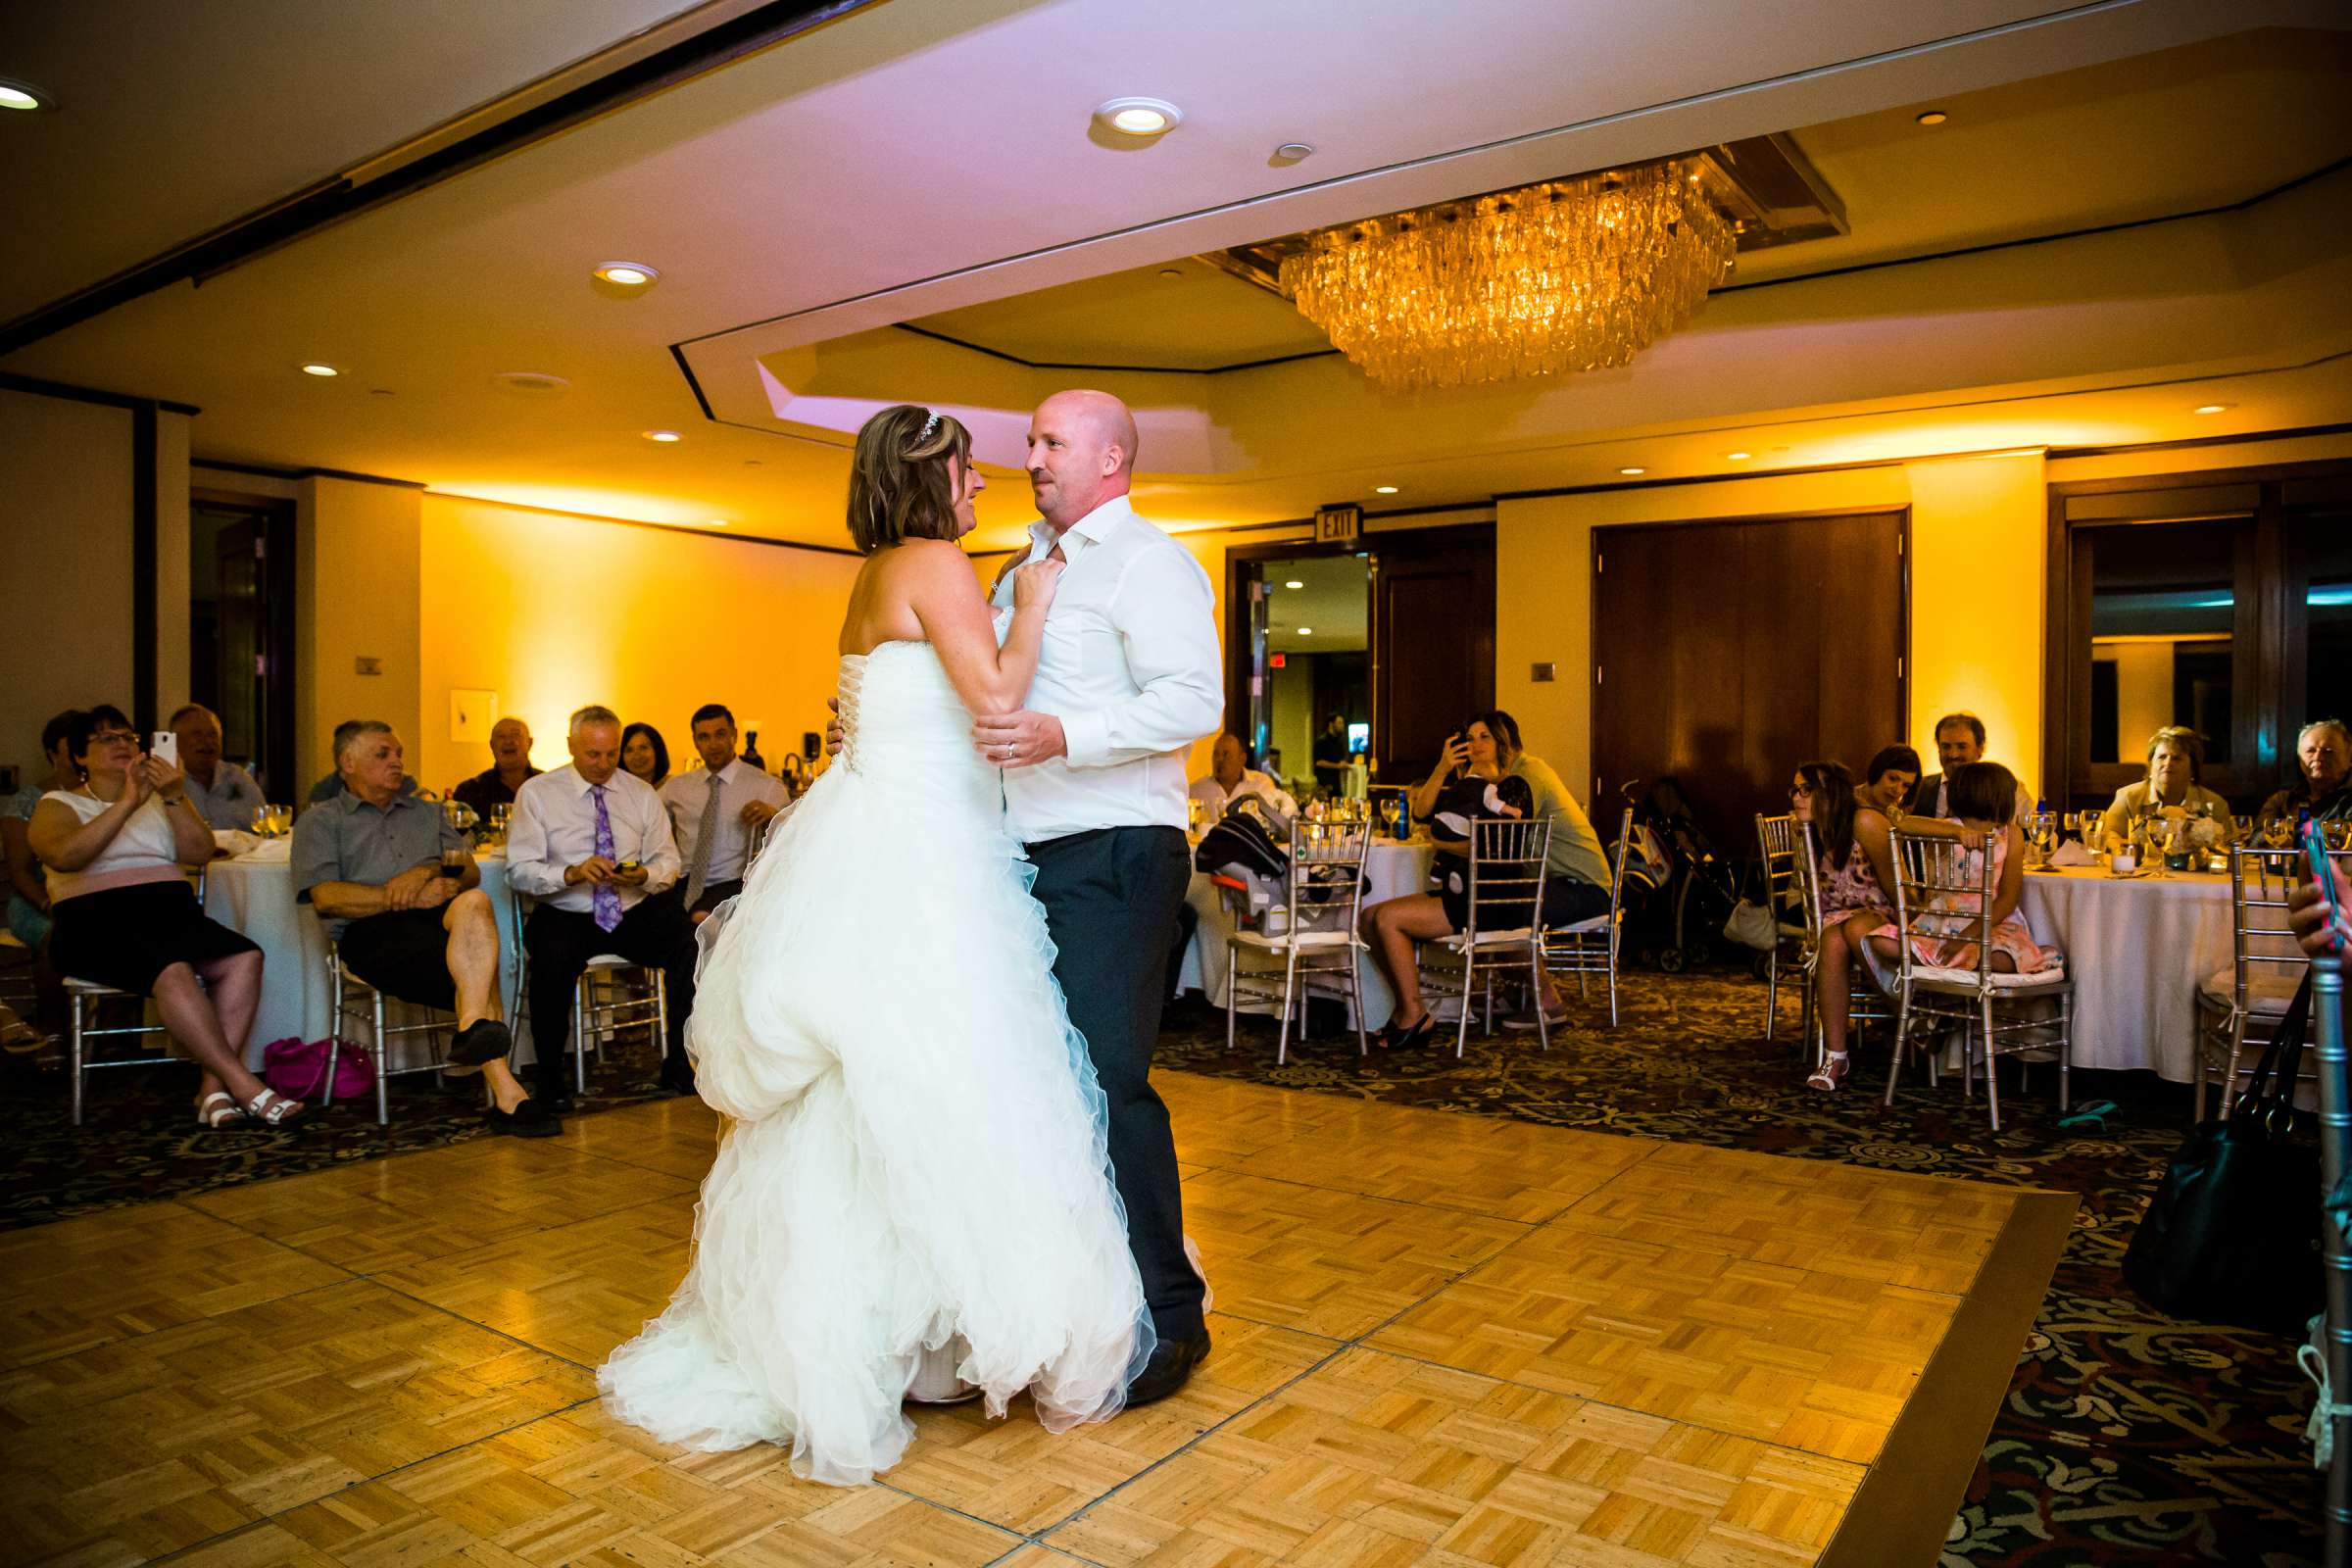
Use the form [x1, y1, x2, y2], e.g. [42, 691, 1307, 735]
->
[971, 389, 1224, 1405]
[506, 705, 698, 1106]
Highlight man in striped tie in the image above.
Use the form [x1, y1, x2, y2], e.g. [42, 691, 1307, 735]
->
[661, 704, 792, 924]
[507, 706, 700, 1105]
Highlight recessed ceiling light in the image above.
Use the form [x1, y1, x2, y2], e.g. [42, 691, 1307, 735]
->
[643, 429, 682, 443]
[0, 78, 53, 112]
[2193, 403, 2233, 415]
[1725, 451, 1751, 461]
[1298, 627, 1313, 636]
[1618, 466, 1645, 476]
[492, 370, 569, 394]
[1285, 580, 1305, 589]
[1095, 97, 1182, 137]
[1272, 142, 1315, 165]
[706, 519, 730, 528]
[299, 363, 340, 377]
[1157, 268, 1185, 278]
[1916, 110, 1948, 125]
[593, 262, 659, 287]
[1373, 485, 1399, 494]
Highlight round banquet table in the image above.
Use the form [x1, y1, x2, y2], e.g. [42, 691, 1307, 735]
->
[1178, 835, 1436, 1030]
[203, 846, 533, 1072]
[2017, 863, 2235, 1082]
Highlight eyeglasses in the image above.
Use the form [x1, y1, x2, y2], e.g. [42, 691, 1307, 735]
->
[1788, 784, 1814, 799]
[89, 730, 139, 746]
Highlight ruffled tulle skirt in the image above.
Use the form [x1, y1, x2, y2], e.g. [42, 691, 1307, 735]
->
[596, 746, 1152, 1486]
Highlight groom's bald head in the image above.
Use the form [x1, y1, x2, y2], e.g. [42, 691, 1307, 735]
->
[1028, 389, 1139, 529]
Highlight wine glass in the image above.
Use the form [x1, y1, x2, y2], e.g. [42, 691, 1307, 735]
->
[250, 803, 271, 837]
[2030, 811, 2059, 868]
[2327, 820, 2350, 853]
[2080, 809, 2104, 855]
[2263, 814, 2295, 850]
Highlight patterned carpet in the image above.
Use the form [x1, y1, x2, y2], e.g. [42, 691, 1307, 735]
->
[0, 968, 2325, 1566]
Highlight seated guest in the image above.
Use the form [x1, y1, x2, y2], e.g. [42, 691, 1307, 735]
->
[170, 705, 266, 831]
[661, 704, 790, 924]
[451, 716, 540, 817]
[621, 722, 670, 791]
[1910, 711, 2035, 825]
[1854, 744, 1920, 820]
[2100, 725, 2234, 847]
[6, 709, 81, 952]
[2257, 718, 2352, 830]
[1867, 760, 2059, 976]
[293, 721, 556, 1137]
[27, 706, 298, 1127]
[1191, 733, 1297, 820]
[1363, 711, 1609, 1046]
[507, 706, 698, 1103]
[1790, 760, 1899, 1094]
[309, 719, 425, 803]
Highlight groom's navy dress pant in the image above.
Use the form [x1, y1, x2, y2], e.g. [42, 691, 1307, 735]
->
[1027, 824, 1206, 1343]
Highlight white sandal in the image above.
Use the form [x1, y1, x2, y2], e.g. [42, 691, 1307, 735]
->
[196, 1091, 246, 1129]
[1806, 1053, 1850, 1093]
[244, 1087, 305, 1127]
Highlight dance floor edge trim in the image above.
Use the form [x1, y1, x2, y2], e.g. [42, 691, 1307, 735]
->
[1819, 1187, 2077, 1567]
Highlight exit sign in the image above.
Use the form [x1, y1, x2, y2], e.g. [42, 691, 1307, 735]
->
[1269, 653, 1288, 668]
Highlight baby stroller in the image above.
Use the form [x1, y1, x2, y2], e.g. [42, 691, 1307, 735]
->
[1629, 777, 1744, 972]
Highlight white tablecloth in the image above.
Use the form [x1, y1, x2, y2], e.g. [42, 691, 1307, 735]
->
[2018, 865, 2232, 1081]
[204, 848, 530, 1071]
[1178, 837, 1435, 1030]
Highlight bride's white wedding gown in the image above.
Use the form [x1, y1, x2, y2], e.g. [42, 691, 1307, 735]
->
[598, 639, 1152, 1485]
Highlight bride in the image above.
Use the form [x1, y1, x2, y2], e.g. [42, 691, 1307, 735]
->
[598, 405, 1152, 1485]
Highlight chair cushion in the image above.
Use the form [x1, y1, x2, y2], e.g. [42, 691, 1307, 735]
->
[2199, 964, 2303, 1015]
[1908, 959, 2069, 992]
[1550, 915, 1611, 936]
[1231, 929, 1361, 952]
[1443, 928, 1538, 952]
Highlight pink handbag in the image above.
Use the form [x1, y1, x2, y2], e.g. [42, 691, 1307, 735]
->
[261, 1036, 375, 1102]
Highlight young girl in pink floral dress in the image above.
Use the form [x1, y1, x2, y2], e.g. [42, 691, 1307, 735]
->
[1866, 761, 2059, 977]
[1789, 760, 1898, 1094]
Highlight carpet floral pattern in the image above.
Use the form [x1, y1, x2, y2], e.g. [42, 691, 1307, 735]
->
[1153, 972, 2323, 1567]
[0, 970, 2323, 1565]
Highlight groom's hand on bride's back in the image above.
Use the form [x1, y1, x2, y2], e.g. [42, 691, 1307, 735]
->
[824, 697, 843, 758]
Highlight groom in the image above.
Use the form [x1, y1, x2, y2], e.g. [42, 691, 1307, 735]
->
[973, 389, 1224, 1403]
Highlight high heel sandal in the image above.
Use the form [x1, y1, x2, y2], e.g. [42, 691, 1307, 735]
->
[1380, 1012, 1439, 1053]
[1805, 1052, 1850, 1093]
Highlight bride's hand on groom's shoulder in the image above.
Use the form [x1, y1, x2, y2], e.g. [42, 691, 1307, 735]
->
[1011, 558, 1064, 609]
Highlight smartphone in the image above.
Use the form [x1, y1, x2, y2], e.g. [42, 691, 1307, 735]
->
[151, 731, 178, 766]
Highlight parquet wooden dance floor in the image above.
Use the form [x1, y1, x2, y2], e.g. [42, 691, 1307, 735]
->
[0, 1074, 2070, 1568]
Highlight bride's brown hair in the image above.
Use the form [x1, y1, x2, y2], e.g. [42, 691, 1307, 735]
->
[847, 405, 973, 554]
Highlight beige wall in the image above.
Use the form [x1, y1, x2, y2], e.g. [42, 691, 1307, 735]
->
[416, 497, 864, 793]
[0, 388, 193, 779]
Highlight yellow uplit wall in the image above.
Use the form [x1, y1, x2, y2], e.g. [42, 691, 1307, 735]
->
[1904, 451, 2046, 795]
[296, 477, 423, 789]
[416, 497, 863, 794]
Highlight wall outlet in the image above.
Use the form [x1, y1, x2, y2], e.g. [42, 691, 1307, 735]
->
[1531, 662, 1556, 682]
[355, 656, 383, 676]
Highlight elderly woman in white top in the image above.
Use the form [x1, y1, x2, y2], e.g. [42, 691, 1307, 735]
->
[27, 705, 299, 1128]
[2099, 725, 2234, 850]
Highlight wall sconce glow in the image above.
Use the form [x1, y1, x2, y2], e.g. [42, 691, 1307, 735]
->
[1618, 466, 1645, 476]
[1285, 580, 1304, 589]
[1297, 627, 1313, 636]
[0, 79, 49, 111]
[299, 363, 341, 377]
[643, 429, 682, 443]
[1373, 485, 1399, 494]
[2193, 403, 2233, 415]
[594, 262, 660, 287]
[1096, 97, 1182, 136]
[1916, 110, 1948, 125]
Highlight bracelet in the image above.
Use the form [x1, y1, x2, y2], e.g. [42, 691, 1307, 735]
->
[161, 794, 188, 808]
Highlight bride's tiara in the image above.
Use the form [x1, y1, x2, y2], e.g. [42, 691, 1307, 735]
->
[911, 410, 941, 447]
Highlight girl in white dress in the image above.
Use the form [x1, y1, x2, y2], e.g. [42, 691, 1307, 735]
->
[599, 406, 1152, 1485]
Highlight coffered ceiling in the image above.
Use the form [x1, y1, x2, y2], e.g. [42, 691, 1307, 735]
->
[3, 0, 2346, 554]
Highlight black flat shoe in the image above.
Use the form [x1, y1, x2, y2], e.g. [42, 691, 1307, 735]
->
[1126, 1331, 1212, 1406]
[488, 1098, 562, 1138]
[446, 1019, 513, 1069]
[536, 1087, 577, 1115]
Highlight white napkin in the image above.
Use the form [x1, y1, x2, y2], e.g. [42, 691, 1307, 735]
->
[235, 837, 292, 862]
[2046, 840, 2095, 868]
[212, 829, 261, 858]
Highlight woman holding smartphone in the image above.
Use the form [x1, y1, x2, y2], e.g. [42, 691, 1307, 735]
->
[26, 705, 295, 1127]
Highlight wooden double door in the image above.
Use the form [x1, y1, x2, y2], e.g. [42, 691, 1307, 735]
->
[1592, 511, 1907, 854]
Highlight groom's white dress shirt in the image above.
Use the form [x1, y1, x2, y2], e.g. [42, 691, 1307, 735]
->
[990, 494, 1222, 844]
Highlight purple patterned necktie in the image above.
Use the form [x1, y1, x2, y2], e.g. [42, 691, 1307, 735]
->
[590, 785, 622, 933]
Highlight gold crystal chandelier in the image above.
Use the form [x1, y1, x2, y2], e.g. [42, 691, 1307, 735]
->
[1278, 160, 1737, 391]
